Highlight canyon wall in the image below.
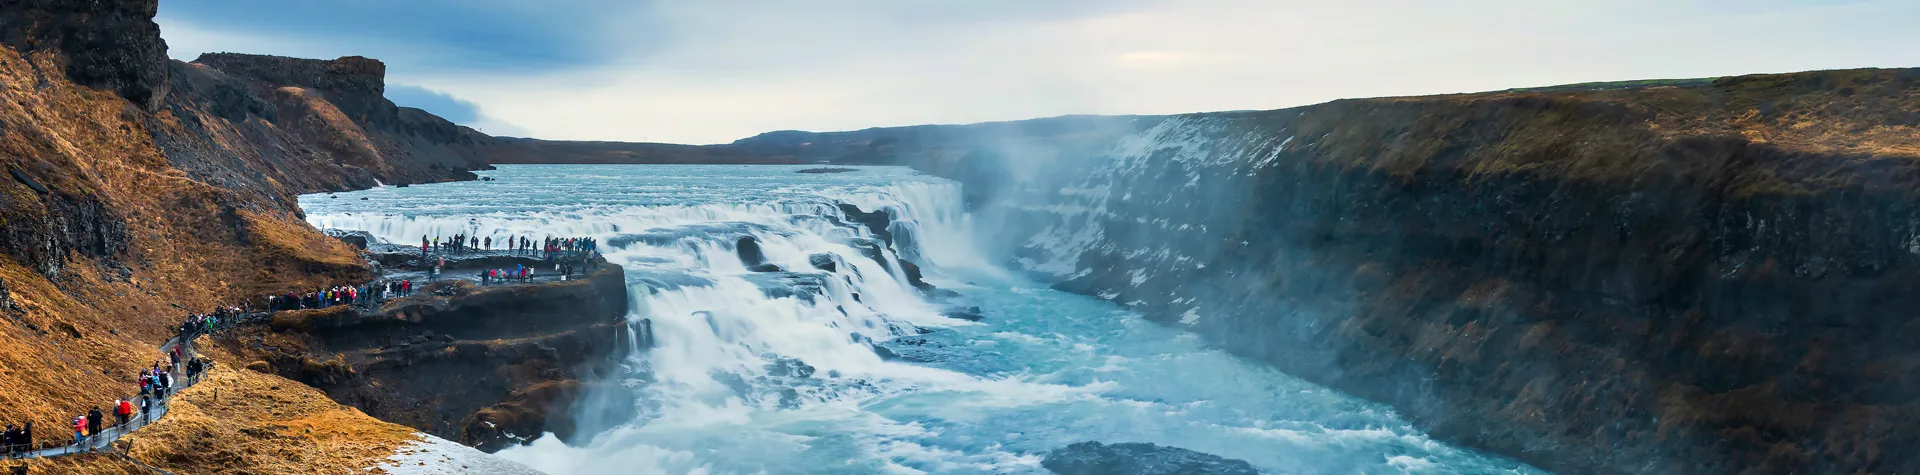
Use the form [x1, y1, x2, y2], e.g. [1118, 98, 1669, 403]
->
[747, 70, 1920, 474]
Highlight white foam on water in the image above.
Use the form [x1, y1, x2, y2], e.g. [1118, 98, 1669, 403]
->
[376, 433, 546, 475]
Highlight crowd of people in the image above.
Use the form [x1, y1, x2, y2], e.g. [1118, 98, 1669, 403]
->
[264, 280, 421, 313]
[3, 342, 211, 458]
[4, 233, 613, 460]
[419, 234, 599, 260]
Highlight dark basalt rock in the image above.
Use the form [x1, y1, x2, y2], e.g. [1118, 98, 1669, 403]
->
[0, 0, 172, 111]
[808, 253, 837, 273]
[8, 167, 47, 194]
[323, 229, 374, 249]
[797, 167, 857, 174]
[736, 235, 769, 268]
[848, 238, 893, 274]
[1041, 442, 1258, 475]
[942, 306, 985, 322]
[747, 263, 784, 273]
[0, 276, 13, 312]
[233, 263, 631, 451]
[838, 203, 894, 245]
[899, 259, 934, 292]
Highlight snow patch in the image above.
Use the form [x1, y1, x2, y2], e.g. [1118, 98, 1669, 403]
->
[375, 433, 546, 475]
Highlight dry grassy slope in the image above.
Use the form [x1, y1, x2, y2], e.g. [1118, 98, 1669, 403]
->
[0, 41, 374, 440]
[1283, 68, 1920, 186]
[121, 364, 421, 474]
[0, 3, 491, 469]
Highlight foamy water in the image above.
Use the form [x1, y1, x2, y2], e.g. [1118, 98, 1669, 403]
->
[299, 165, 1542, 475]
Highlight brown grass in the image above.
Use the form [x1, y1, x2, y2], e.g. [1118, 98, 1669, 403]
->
[121, 365, 420, 475]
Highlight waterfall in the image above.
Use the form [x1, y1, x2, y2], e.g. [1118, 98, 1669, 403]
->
[299, 164, 1547, 475]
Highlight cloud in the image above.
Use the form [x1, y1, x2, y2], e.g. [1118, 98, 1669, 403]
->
[156, 0, 669, 71]
[160, 0, 1920, 144]
[385, 84, 532, 137]
[386, 84, 480, 124]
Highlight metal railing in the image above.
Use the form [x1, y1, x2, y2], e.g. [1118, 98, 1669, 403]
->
[1, 336, 210, 461]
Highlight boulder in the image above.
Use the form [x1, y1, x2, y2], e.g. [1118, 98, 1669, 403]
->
[736, 235, 768, 268]
[1041, 442, 1258, 475]
[943, 306, 985, 322]
[899, 259, 934, 291]
[808, 253, 837, 273]
[837, 204, 894, 245]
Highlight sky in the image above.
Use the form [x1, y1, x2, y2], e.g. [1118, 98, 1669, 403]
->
[155, 0, 1919, 144]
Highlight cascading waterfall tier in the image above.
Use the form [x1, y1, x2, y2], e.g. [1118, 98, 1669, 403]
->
[300, 164, 1542, 475]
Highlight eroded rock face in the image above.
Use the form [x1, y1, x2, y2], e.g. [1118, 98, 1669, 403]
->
[0, 0, 170, 111]
[226, 260, 632, 450]
[191, 53, 388, 124]
[1041, 442, 1258, 475]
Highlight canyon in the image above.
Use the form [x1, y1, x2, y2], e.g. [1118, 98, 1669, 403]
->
[0, 0, 1915, 473]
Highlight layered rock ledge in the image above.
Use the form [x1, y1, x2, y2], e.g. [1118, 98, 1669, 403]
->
[219, 253, 632, 452]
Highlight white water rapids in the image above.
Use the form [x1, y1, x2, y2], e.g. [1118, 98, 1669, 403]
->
[298, 165, 1542, 474]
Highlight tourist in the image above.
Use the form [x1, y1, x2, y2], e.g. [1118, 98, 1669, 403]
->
[484, 236, 491, 250]
[71, 416, 84, 448]
[3, 424, 15, 457]
[85, 408, 102, 444]
[139, 394, 152, 423]
[115, 399, 131, 427]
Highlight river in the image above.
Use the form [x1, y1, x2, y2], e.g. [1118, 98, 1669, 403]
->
[298, 164, 1543, 475]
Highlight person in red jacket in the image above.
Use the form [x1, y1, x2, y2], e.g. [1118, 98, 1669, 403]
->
[115, 398, 132, 427]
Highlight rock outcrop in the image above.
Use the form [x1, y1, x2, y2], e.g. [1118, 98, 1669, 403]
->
[228, 257, 631, 452]
[0, 0, 170, 111]
[1041, 441, 1258, 475]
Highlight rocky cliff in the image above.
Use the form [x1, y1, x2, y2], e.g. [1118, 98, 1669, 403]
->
[0, 1, 515, 471]
[742, 69, 1920, 474]
[225, 256, 631, 453]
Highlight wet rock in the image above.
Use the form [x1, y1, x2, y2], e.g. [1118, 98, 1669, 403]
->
[632, 318, 656, 350]
[1041, 442, 1257, 475]
[768, 357, 816, 378]
[323, 228, 375, 249]
[899, 259, 934, 291]
[808, 253, 837, 273]
[848, 238, 893, 274]
[778, 388, 802, 409]
[871, 345, 899, 360]
[747, 263, 785, 272]
[736, 235, 769, 268]
[797, 167, 857, 174]
[942, 306, 985, 322]
[741, 272, 828, 302]
[837, 203, 894, 245]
